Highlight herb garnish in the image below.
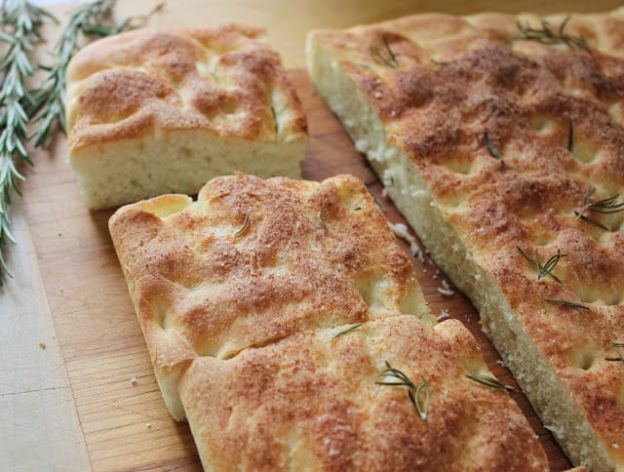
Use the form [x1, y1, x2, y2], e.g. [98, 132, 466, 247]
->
[514, 16, 588, 50]
[566, 116, 574, 152]
[574, 188, 624, 232]
[516, 246, 566, 283]
[376, 361, 430, 420]
[466, 373, 514, 391]
[332, 323, 363, 340]
[0, 0, 54, 283]
[370, 33, 398, 68]
[483, 131, 502, 159]
[605, 342, 624, 362]
[233, 214, 249, 236]
[545, 298, 589, 310]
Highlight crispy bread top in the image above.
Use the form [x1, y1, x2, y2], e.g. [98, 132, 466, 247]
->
[67, 25, 307, 153]
[310, 8, 624, 461]
[180, 316, 547, 472]
[109, 173, 430, 375]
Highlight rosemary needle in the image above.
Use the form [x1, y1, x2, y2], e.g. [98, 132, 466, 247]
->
[370, 33, 398, 68]
[466, 373, 514, 391]
[233, 214, 249, 237]
[545, 298, 589, 310]
[332, 323, 363, 340]
[574, 188, 624, 232]
[566, 116, 574, 152]
[483, 131, 502, 159]
[516, 246, 566, 283]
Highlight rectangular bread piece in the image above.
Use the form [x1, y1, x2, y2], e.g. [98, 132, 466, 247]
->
[307, 9, 624, 471]
[67, 25, 307, 209]
[110, 173, 547, 471]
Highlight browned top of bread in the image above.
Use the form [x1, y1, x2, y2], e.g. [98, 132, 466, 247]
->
[310, 8, 624, 462]
[109, 173, 430, 376]
[67, 25, 307, 152]
[180, 315, 548, 472]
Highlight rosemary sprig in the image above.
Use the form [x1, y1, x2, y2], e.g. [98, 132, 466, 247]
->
[516, 246, 566, 283]
[376, 361, 430, 420]
[233, 214, 249, 237]
[545, 298, 589, 310]
[483, 131, 502, 159]
[514, 16, 588, 50]
[31, 0, 164, 147]
[0, 0, 53, 283]
[370, 33, 398, 68]
[574, 188, 624, 232]
[332, 323, 363, 340]
[466, 373, 514, 391]
[566, 116, 574, 152]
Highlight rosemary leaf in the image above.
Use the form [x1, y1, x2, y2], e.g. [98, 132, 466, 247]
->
[370, 33, 398, 68]
[514, 16, 588, 50]
[376, 362, 430, 420]
[545, 298, 589, 310]
[574, 188, 623, 231]
[613, 341, 624, 348]
[317, 209, 326, 230]
[483, 131, 502, 159]
[233, 214, 249, 237]
[566, 116, 574, 152]
[332, 323, 363, 340]
[466, 373, 514, 391]
[516, 246, 565, 283]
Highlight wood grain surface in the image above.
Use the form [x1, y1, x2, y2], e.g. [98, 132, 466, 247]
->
[6, 0, 623, 470]
[18, 69, 569, 471]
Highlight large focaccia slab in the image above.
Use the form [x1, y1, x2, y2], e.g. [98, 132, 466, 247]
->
[67, 25, 307, 209]
[110, 173, 547, 471]
[307, 9, 624, 471]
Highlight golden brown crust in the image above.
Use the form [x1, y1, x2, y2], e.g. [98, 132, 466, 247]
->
[67, 25, 307, 152]
[109, 173, 429, 371]
[310, 7, 624, 466]
[179, 316, 547, 472]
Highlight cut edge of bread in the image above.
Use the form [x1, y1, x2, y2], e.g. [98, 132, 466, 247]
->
[70, 131, 306, 210]
[306, 33, 614, 472]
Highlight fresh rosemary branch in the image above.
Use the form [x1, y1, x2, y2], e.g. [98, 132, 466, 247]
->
[466, 373, 514, 391]
[370, 33, 398, 68]
[376, 361, 430, 420]
[483, 131, 502, 159]
[516, 246, 566, 283]
[0, 0, 53, 283]
[332, 323, 363, 340]
[514, 16, 588, 50]
[545, 298, 589, 310]
[233, 214, 249, 237]
[31, 0, 164, 147]
[574, 188, 624, 232]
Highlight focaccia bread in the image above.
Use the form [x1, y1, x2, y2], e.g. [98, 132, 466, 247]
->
[67, 25, 307, 209]
[307, 8, 624, 471]
[109, 172, 431, 420]
[110, 173, 548, 471]
[180, 315, 548, 471]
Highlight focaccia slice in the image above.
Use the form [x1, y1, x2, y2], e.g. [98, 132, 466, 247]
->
[180, 315, 548, 471]
[109, 173, 431, 420]
[67, 25, 307, 209]
[307, 9, 624, 471]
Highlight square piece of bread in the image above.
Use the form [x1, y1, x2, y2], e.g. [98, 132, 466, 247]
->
[307, 8, 624, 471]
[180, 315, 547, 471]
[67, 25, 307, 209]
[110, 173, 547, 470]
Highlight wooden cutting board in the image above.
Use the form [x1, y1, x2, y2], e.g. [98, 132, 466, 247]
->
[20, 69, 572, 471]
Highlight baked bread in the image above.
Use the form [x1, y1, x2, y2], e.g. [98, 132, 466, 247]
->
[67, 25, 307, 209]
[110, 173, 547, 470]
[307, 8, 624, 471]
[180, 315, 548, 471]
